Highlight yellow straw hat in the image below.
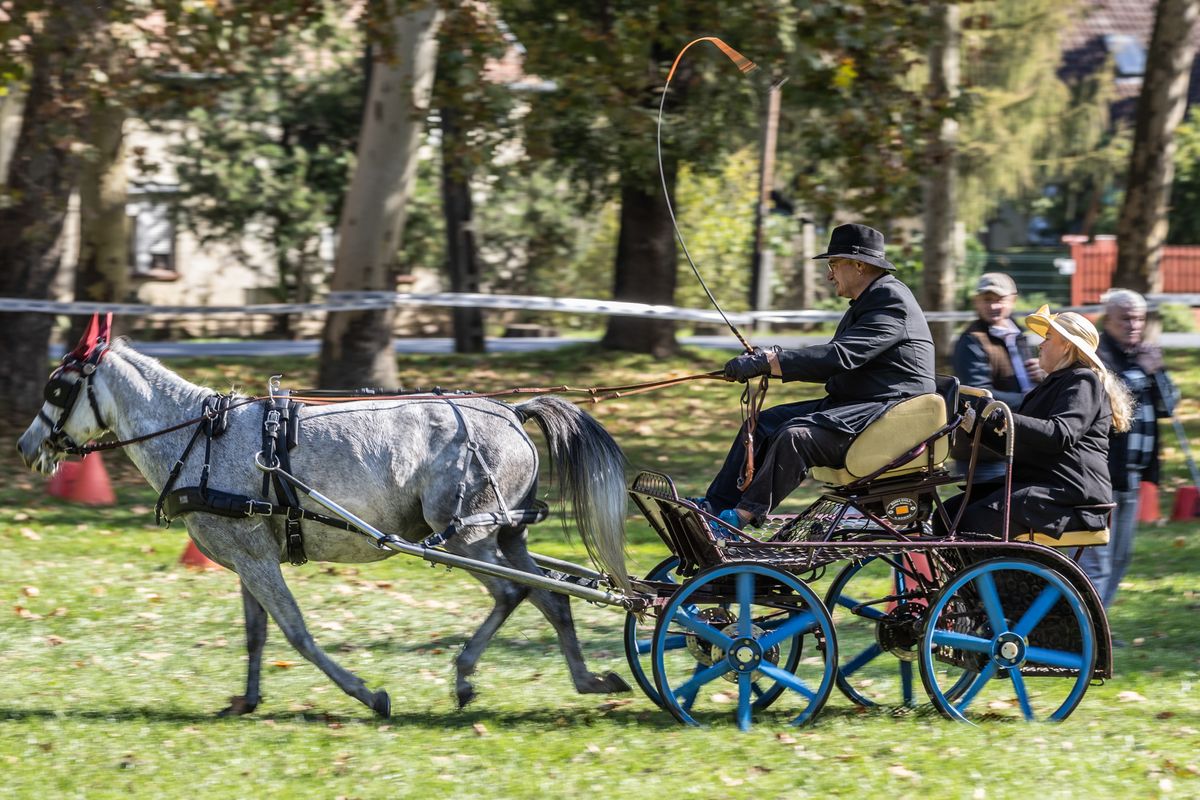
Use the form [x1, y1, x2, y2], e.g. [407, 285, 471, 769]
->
[1025, 304, 1105, 373]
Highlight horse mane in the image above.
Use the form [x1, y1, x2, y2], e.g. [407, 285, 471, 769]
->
[108, 339, 221, 407]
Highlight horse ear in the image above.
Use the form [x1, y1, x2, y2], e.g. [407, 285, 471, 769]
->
[68, 314, 102, 360]
[97, 312, 113, 345]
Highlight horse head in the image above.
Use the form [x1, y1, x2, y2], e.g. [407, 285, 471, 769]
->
[17, 313, 115, 474]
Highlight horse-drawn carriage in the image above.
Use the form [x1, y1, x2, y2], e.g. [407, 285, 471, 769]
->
[622, 375, 1111, 729]
[18, 319, 1112, 729]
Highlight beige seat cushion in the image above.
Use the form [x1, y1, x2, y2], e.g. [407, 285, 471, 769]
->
[811, 393, 948, 486]
[1015, 529, 1110, 547]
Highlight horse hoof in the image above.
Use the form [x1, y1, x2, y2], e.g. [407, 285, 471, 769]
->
[371, 690, 391, 719]
[603, 672, 632, 693]
[216, 695, 258, 717]
[456, 685, 476, 709]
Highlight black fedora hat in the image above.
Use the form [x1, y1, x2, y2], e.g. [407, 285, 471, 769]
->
[812, 223, 895, 271]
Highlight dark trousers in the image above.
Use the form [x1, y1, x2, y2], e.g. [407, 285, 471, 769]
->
[706, 404, 854, 522]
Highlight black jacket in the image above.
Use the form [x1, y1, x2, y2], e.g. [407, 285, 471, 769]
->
[979, 366, 1114, 535]
[775, 273, 936, 433]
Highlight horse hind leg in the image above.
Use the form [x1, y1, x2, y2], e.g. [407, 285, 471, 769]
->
[236, 558, 391, 718]
[217, 579, 268, 717]
[497, 527, 631, 695]
[454, 575, 528, 709]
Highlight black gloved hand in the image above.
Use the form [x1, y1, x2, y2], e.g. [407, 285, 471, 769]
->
[723, 347, 775, 382]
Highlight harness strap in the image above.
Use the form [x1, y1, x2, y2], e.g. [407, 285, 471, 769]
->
[161, 486, 362, 533]
[260, 393, 308, 566]
[154, 393, 236, 527]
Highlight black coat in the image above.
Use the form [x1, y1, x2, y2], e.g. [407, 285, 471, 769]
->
[774, 273, 936, 434]
[978, 366, 1114, 535]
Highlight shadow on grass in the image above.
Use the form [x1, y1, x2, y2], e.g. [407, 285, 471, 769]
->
[0, 703, 682, 731]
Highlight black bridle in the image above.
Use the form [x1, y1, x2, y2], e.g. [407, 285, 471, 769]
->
[38, 343, 111, 456]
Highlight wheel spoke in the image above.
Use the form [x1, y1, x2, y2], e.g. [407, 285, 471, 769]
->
[673, 659, 732, 707]
[834, 594, 887, 621]
[736, 572, 755, 639]
[1010, 669, 1034, 720]
[737, 673, 752, 731]
[974, 572, 1009, 634]
[930, 629, 993, 654]
[757, 662, 817, 701]
[1013, 584, 1063, 637]
[841, 642, 884, 678]
[671, 608, 735, 650]
[759, 611, 819, 650]
[900, 660, 914, 706]
[953, 661, 999, 713]
[1024, 645, 1087, 671]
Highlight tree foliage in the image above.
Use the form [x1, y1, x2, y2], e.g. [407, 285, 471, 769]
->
[168, 10, 362, 317]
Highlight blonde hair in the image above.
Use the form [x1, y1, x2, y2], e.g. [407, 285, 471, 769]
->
[1053, 342, 1133, 433]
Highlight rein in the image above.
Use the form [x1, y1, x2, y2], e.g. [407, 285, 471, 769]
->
[68, 395, 268, 457]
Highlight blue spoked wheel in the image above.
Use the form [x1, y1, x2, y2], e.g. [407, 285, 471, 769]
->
[825, 555, 973, 708]
[626, 557, 807, 710]
[919, 558, 1097, 722]
[651, 562, 837, 730]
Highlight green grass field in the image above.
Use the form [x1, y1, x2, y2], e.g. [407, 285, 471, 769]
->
[1, 345, 1198, 798]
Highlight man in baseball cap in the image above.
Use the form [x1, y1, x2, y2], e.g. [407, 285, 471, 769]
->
[951, 272, 1044, 480]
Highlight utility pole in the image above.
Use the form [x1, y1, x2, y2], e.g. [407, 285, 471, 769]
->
[750, 76, 786, 331]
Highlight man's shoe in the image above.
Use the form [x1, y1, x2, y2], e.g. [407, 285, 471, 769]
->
[718, 508, 745, 530]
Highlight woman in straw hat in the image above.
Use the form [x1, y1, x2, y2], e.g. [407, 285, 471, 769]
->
[942, 305, 1133, 538]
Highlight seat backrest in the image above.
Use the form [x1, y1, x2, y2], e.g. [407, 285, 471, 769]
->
[841, 393, 949, 477]
[935, 374, 960, 420]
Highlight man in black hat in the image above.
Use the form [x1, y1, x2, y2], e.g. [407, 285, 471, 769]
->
[703, 223, 936, 529]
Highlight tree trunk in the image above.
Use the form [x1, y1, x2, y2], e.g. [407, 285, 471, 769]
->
[0, 5, 106, 424]
[69, 100, 128, 346]
[1114, 0, 1200, 294]
[921, 1, 961, 367]
[319, 3, 443, 389]
[440, 104, 485, 354]
[600, 164, 679, 357]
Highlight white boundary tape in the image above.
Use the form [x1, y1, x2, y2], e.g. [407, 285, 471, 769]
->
[0, 291, 1118, 324]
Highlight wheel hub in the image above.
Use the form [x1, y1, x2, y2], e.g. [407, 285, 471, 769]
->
[992, 631, 1027, 668]
[875, 604, 925, 662]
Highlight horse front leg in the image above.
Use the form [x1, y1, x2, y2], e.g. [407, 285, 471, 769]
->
[217, 579, 268, 717]
[236, 557, 391, 718]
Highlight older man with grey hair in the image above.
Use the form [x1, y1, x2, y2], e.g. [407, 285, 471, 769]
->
[1079, 289, 1178, 614]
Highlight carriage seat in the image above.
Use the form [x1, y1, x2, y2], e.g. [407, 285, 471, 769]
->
[1013, 503, 1115, 547]
[810, 391, 950, 486]
[1014, 529, 1110, 547]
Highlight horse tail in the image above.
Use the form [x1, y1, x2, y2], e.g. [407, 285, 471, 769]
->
[516, 396, 630, 594]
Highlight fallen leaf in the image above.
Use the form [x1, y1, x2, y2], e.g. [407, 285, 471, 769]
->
[596, 699, 632, 712]
[1117, 690, 1147, 703]
[472, 723, 488, 736]
[21, 586, 39, 597]
[888, 764, 921, 781]
[14, 605, 41, 620]
[270, 660, 298, 668]
[20, 527, 41, 541]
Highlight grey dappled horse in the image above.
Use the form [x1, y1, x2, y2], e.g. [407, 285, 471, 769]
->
[17, 340, 631, 717]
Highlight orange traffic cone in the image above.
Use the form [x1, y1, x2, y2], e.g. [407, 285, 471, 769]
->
[46, 453, 116, 506]
[1137, 481, 1161, 524]
[179, 540, 222, 570]
[1170, 486, 1200, 522]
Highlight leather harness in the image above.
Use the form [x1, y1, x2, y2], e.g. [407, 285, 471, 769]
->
[155, 393, 334, 566]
